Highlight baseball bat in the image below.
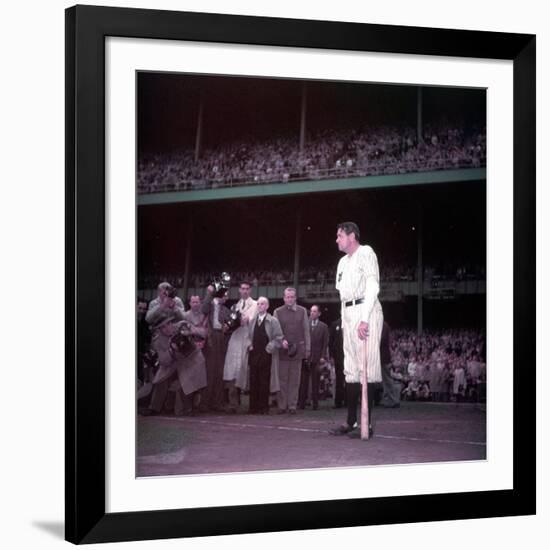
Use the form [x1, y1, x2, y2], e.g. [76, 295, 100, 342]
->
[361, 336, 370, 440]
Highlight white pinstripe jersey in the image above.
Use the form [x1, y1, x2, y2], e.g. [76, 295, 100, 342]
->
[335, 244, 381, 323]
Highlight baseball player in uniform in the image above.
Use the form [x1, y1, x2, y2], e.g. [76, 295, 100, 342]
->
[330, 221, 384, 438]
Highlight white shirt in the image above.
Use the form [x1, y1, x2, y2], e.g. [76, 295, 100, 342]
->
[257, 313, 267, 325]
[237, 297, 258, 323]
[335, 244, 381, 323]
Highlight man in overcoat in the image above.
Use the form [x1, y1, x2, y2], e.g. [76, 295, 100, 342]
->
[140, 314, 207, 416]
[273, 288, 311, 414]
[237, 296, 283, 414]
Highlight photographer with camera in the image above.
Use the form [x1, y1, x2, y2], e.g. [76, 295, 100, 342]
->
[183, 295, 208, 351]
[145, 281, 185, 327]
[200, 283, 231, 412]
[139, 282, 186, 415]
[139, 314, 207, 417]
[223, 281, 257, 413]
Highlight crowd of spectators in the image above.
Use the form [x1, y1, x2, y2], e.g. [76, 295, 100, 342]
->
[138, 123, 486, 193]
[139, 268, 319, 290]
[388, 329, 486, 403]
[138, 263, 485, 290]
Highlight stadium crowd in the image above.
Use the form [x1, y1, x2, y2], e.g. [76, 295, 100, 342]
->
[387, 329, 486, 403]
[138, 263, 485, 290]
[138, 123, 486, 193]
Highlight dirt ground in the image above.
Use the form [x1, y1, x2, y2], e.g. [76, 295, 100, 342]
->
[136, 399, 486, 477]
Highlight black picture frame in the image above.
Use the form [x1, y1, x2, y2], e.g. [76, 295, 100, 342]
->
[65, 4, 536, 544]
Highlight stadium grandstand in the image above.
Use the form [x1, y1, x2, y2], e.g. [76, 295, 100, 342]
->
[136, 74, 487, 477]
[137, 73, 486, 335]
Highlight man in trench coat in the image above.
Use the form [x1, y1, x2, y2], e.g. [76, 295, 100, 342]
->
[140, 314, 207, 416]
[237, 297, 283, 414]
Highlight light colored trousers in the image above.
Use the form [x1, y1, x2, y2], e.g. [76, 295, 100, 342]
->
[277, 359, 302, 411]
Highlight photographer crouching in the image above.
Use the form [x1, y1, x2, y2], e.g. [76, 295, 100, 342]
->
[139, 283, 207, 417]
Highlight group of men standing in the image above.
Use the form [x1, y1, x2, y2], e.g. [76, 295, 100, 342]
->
[198, 280, 280, 414]
[139, 221, 386, 440]
[138, 282, 345, 417]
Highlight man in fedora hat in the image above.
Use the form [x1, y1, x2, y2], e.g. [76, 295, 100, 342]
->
[273, 287, 310, 414]
[145, 281, 185, 326]
[140, 287, 186, 412]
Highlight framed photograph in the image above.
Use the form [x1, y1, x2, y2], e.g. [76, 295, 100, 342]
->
[65, 5, 535, 544]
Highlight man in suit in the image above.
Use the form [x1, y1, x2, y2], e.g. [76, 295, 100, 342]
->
[298, 305, 329, 410]
[200, 285, 231, 412]
[238, 296, 283, 414]
[329, 317, 345, 408]
[273, 287, 311, 414]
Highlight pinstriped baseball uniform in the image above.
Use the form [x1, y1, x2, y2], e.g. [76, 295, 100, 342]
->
[335, 244, 384, 384]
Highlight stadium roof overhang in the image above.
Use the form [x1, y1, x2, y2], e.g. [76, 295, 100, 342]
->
[137, 167, 486, 205]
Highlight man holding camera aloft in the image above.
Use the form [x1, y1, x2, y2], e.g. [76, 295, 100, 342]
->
[222, 282, 258, 413]
[201, 284, 231, 412]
